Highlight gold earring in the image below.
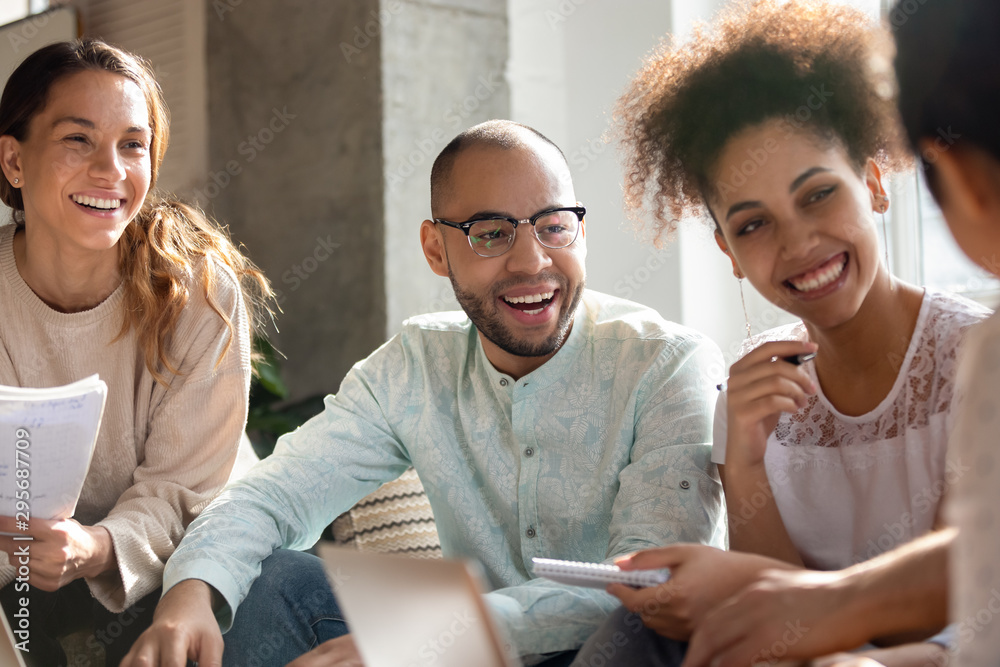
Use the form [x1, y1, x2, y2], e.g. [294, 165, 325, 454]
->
[739, 277, 752, 340]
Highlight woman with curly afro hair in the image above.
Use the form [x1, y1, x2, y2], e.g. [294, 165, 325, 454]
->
[570, 2, 988, 666]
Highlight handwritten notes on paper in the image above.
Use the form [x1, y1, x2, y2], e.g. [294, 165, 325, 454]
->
[0, 375, 107, 520]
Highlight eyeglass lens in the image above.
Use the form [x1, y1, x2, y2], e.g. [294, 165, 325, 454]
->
[468, 210, 579, 257]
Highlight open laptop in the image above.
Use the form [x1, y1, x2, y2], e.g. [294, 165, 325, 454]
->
[318, 543, 518, 667]
[0, 601, 28, 667]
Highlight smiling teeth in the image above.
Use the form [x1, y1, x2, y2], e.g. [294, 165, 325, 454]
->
[503, 291, 554, 305]
[71, 194, 120, 210]
[789, 256, 847, 292]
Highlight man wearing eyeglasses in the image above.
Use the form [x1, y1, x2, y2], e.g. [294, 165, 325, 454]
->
[123, 120, 725, 667]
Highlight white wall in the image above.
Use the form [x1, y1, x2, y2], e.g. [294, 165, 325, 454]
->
[508, 0, 753, 362]
[508, 0, 684, 323]
[382, 1, 510, 334]
[507, 0, 884, 364]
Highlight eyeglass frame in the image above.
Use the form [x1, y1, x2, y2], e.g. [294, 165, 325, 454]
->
[432, 205, 586, 257]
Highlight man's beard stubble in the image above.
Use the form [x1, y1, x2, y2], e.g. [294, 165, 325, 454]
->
[448, 270, 584, 358]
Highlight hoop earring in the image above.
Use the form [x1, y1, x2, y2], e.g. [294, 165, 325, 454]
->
[739, 277, 752, 340]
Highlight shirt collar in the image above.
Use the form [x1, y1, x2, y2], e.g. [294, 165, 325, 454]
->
[474, 292, 590, 398]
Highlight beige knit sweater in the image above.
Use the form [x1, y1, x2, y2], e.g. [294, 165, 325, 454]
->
[0, 223, 251, 612]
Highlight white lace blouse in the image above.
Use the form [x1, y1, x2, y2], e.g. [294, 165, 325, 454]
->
[712, 289, 988, 570]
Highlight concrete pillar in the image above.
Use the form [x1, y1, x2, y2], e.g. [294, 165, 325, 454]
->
[205, 1, 386, 400]
[381, 0, 510, 334]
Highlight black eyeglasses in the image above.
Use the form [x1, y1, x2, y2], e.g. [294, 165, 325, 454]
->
[433, 206, 585, 257]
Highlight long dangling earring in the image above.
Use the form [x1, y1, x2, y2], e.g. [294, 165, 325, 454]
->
[739, 277, 752, 340]
[879, 195, 893, 292]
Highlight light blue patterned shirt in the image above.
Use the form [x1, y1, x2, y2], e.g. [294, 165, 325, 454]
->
[164, 290, 727, 657]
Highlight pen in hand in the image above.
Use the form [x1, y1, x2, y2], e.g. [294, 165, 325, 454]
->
[716, 352, 816, 391]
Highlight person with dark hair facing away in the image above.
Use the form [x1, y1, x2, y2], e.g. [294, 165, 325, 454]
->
[123, 119, 726, 667]
[571, 2, 988, 666]
[680, 2, 1000, 666]
[0, 39, 272, 666]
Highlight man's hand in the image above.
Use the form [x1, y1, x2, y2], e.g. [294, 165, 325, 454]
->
[0, 515, 114, 590]
[682, 568, 869, 667]
[121, 579, 224, 667]
[286, 635, 364, 666]
[608, 544, 796, 640]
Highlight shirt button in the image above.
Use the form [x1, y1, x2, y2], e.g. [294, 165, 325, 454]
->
[526, 527, 536, 538]
[499, 378, 508, 387]
[679, 480, 691, 490]
[524, 448, 534, 457]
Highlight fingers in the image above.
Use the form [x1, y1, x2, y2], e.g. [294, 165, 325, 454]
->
[609, 580, 676, 615]
[193, 632, 224, 667]
[121, 626, 223, 667]
[682, 595, 755, 667]
[0, 516, 18, 534]
[615, 543, 709, 571]
[122, 581, 223, 667]
[724, 342, 819, 452]
[735, 380, 811, 421]
[729, 343, 817, 399]
[733, 340, 818, 369]
[0, 515, 58, 534]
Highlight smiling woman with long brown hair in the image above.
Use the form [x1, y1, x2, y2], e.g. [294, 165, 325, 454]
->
[0, 39, 272, 666]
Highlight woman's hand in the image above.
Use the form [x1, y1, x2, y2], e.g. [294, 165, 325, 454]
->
[607, 544, 798, 641]
[724, 340, 818, 470]
[683, 568, 868, 667]
[0, 515, 115, 590]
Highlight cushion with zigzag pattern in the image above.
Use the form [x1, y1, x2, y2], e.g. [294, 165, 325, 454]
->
[331, 468, 442, 559]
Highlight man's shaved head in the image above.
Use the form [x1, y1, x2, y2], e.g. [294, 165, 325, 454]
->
[430, 120, 571, 216]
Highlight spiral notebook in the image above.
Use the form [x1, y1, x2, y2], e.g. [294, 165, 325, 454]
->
[531, 557, 671, 589]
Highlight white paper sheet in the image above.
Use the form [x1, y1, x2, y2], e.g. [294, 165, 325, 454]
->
[0, 375, 107, 521]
